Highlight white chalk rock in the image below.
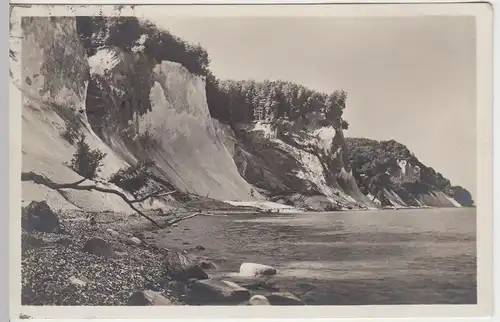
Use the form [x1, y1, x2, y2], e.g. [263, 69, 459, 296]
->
[239, 263, 277, 277]
[126, 237, 142, 246]
[249, 294, 270, 305]
[106, 229, 120, 237]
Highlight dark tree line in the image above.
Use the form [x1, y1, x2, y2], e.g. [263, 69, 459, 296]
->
[207, 76, 349, 129]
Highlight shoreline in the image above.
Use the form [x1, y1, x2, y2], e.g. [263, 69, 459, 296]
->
[21, 202, 475, 307]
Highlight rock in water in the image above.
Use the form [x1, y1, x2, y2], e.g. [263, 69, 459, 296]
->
[266, 292, 304, 305]
[21, 201, 61, 233]
[82, 237, 115, 258]
[249, 295, 270, 305]
[239, 263, 277, 277]
[127, 290, 172, 306]
[197, 259, 216, 270]
[163, 250, 208, 281]
[190, 280, 250, 304]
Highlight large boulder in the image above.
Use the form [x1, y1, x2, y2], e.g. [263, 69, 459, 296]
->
[226, 276, 279, 292]
[266, 292, 304, 305]
[127, 290, 172, 306]
[190, 279, 250, 304]
[163, 250, 208, 281]
[21, 231, 45, 252]
[21, 201, 61, 233]
[239, 263, 277, 277]
[82, 237, 115, 258]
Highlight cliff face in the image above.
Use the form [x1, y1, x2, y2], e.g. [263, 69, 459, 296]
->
[18, 17, 166, 213]
[345, 138, 474, 207]
[78, 18, 256, 200]
[207, 80, 376, 210]
[17, 16, 469, 212]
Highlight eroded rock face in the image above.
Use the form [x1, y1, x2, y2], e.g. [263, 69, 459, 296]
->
[77, 17, 256, 201]
[22, 201, 61, 233]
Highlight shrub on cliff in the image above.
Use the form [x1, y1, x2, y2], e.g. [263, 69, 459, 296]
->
[62, 123, 81, 144]
[69, 134, 107, 180]
[109, 159, 155, 196]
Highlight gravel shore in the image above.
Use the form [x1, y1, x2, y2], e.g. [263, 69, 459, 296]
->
[21, 209, 189, 306]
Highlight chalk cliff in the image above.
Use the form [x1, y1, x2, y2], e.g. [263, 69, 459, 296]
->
[16, 16, 471, 212]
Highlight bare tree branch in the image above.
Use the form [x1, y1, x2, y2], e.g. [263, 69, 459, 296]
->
[21, 171, 164, 228]
[130, 189, 177, 204]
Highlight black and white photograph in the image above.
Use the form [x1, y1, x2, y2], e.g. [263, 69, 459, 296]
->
[9, 3, 493, 319]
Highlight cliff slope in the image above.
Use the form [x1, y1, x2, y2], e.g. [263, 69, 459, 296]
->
[77, 17, 257, 201]
[345, 138, 474, 207]
[16, 16, 468, 212]
[18, 17, 150, 213]
[207, 79, 376, 210]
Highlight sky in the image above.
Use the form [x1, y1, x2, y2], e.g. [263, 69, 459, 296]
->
[140, 15, 477, 199]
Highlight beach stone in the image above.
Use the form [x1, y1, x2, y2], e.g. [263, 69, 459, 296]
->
[190, 279, 250, 304]
[22, 201, 61, 233]
[163, 250, 208, 281]
[126, 237, 142, 246]
[69, 275, 89, 287]
[127, 290, 172, 306]
[106, 229, 120, 237]
[249, 295, 270, 305]
[82, 237, 114, 258]
[134, 232, 146, 239]
[239, 263, 277, 277]
[55, 237, 73, 246]
[267, 292, 304, 305]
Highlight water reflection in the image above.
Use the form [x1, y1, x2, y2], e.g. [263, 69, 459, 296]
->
[155, 208, 476, 305]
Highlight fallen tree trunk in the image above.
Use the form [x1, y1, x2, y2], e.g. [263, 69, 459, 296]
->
[21, 171, 181, 229]
[165, 213, 200, 226]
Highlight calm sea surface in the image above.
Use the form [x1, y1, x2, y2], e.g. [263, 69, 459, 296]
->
[154, 207, 476, 305]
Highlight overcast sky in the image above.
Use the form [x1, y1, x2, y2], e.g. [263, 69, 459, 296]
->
[140, 15, 476, 199]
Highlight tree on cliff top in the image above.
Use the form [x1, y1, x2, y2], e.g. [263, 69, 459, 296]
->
[206, 78, 349, 127]
[75, 16, 210, 76]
